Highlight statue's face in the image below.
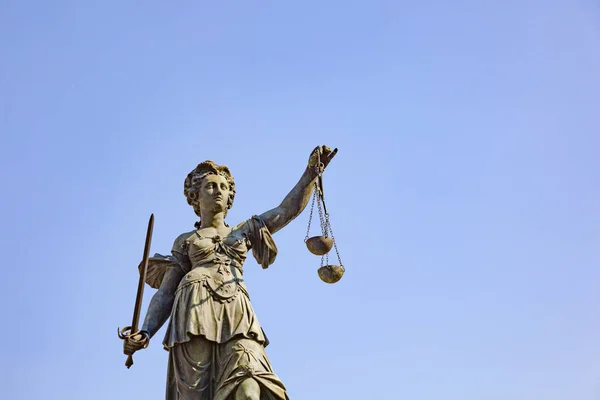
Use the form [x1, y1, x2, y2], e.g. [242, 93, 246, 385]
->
[197, 173, 231, 213]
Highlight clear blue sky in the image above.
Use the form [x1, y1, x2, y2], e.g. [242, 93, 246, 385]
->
[1, 1, 600, 399]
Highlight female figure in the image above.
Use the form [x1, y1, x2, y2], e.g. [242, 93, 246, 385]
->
[124, 146, 337, 400]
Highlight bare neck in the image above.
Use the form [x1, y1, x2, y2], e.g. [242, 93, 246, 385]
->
[199, 210, 227, 229]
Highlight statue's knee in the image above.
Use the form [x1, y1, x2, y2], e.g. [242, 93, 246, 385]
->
[235, 378, 260, 400]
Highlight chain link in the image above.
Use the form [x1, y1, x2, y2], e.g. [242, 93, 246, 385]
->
[327, 213, 343, 267]
[316, 191, 327, 236]
[304, 184, 318, 242]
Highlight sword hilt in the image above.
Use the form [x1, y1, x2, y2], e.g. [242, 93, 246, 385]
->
[118, 326, 149, 369]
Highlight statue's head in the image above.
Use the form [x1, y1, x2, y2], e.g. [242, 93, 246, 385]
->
[184, 160, 236, 218]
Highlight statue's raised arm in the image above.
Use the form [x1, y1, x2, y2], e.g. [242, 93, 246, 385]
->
[259, 145, 337, 235]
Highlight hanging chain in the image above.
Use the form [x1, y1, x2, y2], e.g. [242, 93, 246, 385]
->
[304, 185, 318, 242]
[316, 190, 327, 236]
[315, 160, 329, 237]
[327, 213, 343, 268]
[305, 154, 326, 242]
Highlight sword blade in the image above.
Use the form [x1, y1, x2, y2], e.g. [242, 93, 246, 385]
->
[123, 213, 154, 368]
[131, 213, 154, 332]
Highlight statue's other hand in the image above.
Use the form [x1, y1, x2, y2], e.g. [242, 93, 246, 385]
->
[123, 331, 150, 356]
[308, 145, 338, 170]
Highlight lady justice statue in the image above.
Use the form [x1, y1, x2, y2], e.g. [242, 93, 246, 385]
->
[121, 145, 337, 400]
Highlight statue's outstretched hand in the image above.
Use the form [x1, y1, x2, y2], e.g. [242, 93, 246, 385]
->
[308, 145, 338, 170]
[123, 331, 150, 356]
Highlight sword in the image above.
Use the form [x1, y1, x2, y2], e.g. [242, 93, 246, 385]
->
[118, 213, 154, 368]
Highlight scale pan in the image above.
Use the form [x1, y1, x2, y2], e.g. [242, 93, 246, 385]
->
[306, 236, 333, 255]
[318, 265, 345, 284]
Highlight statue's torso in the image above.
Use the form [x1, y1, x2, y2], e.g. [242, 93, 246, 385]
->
[178, 229, 251, 302]
[163, 218, 272, 348]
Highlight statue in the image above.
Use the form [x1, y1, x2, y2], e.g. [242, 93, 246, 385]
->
[121, 145, 338, 400]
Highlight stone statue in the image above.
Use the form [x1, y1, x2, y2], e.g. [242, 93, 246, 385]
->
[123, 145, 337, 400]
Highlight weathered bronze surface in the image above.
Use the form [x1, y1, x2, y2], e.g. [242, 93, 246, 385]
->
[121, 146, 338, 400]
[305, 235, 333, 255]
[317, 265, 345, 284]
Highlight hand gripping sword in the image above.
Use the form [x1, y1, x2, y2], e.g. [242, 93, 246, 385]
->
[118, 214, 154, 368]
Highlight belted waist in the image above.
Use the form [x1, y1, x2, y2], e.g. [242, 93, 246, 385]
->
[191, 256, 243, 272]
[176, 258, 247, 302]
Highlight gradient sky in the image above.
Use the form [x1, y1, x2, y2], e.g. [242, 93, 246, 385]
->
[1, 1, 600, 399]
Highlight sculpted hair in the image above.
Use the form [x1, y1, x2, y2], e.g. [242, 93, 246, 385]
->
[184, 160, 236, 221]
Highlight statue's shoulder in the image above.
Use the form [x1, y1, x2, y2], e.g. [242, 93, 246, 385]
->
[172, 230, 196, 254]
[231, 219, 251, 234]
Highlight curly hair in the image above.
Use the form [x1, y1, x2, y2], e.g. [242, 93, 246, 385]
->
[184, 160, 236, 222]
